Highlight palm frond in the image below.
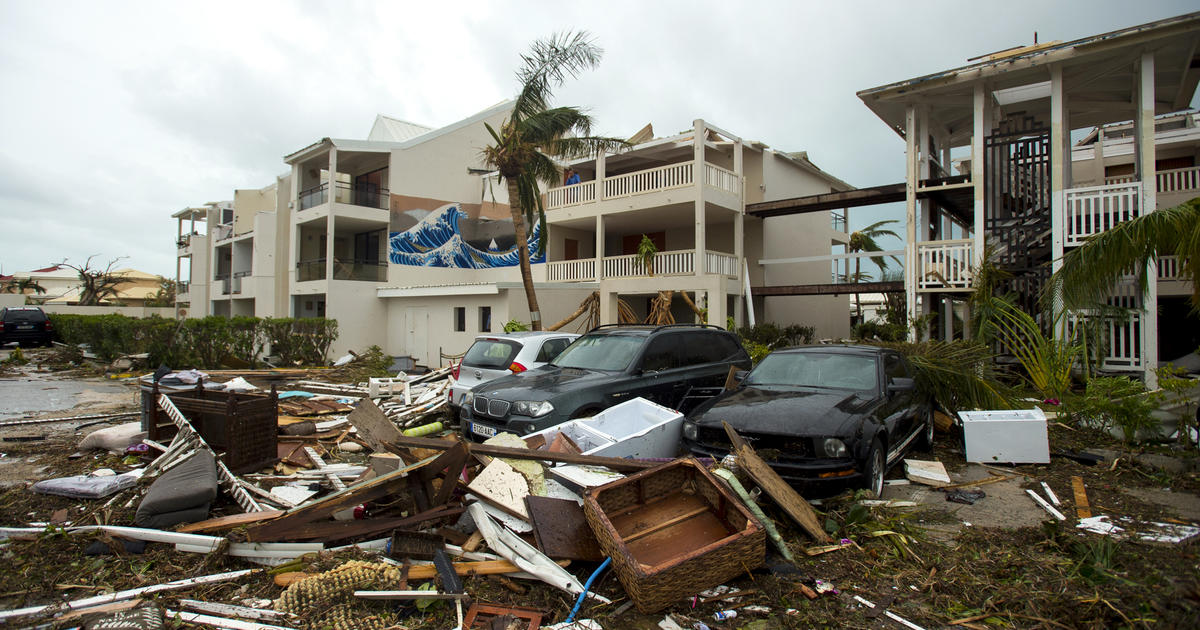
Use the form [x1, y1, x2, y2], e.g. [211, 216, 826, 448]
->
[881, 340, 1016, 411]
[1047, 197, 1200, 310]
[514, 32, 602, 121]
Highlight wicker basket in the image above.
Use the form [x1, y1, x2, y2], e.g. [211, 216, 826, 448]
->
[583, 457, 764, 613]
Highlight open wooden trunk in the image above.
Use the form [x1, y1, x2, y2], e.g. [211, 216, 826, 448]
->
[583, 457, 764, 613]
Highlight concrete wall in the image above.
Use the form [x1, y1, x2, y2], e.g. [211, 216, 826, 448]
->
[39, 305, 177, 318]
[388, 107, 511, 220]
[234, 186, 276, 236]
[325, 281, 388, 357]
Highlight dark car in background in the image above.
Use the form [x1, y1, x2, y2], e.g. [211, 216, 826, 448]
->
[682, 345, 932, 496]
[460, 324, 752, 440]
[0, 306, 53, 347]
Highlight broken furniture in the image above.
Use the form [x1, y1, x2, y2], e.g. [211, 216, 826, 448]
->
[583, 457, 765, 613]
[135, 450, 218, 529]
[145, 380, 279, 474]
[959, 408, 1050, 464]
[522, 397, 685, 460]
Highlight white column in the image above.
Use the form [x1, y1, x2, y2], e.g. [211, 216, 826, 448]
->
[693, 119, 706, 277]
[326, 149, 337, 282]
[733, 138, 744, 283]
[972, 84, 988, 271]
[1139, 52, 1158, 387]
[594, 215, 604, 281]
[596, 150, 606, 202]
[917, 107, 933, 335]
[1050, 65, 1067, 276]
[904, 105, 919, 340]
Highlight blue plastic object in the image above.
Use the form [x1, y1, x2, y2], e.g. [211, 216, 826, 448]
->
[565, 557, 612, 624]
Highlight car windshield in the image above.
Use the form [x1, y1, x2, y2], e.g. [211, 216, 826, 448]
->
[550, 334, 644, 371]
[462, 339, 521, 369]
[746, 352, 877, 391]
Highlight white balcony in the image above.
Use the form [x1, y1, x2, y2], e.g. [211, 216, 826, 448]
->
[1064, 181, 1142, 247]
[915, 239, 973, 292]
[1105, 165, 1200, 196]
[544, 249, 738, 282]
[544, 161, 739, 210]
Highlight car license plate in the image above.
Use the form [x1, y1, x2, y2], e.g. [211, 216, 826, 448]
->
[17, 325, 33, 330]
[470, 422, 498, 438]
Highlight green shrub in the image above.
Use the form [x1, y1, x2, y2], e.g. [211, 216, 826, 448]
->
[1063, 376, 1161, 442]
[853, 320, 908, 342]
[45, 314, 338, 368]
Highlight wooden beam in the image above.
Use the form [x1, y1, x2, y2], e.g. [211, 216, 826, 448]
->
[746, 175, 969, 218]
[751, 281, 904, 296]
[723, 423, 830, 542]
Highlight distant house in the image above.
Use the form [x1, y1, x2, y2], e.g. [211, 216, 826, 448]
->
[7, 265, 166, 307]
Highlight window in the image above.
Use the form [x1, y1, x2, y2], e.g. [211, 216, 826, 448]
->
[640, 334, 683, 372]
[535, 337, 573, 362]
[479, 306, 492, 332]
[462, 339, 520, 368]
[454, 307, 466, 332]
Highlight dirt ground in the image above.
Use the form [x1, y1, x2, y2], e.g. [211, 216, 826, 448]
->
[1, 362, 1199, 628]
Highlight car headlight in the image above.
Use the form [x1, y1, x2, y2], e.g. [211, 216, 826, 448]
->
[514, 400, 554, 417]
[816, 437, 848, 458]
[682, 420, 698, 441]
[461, 391, 474, 406]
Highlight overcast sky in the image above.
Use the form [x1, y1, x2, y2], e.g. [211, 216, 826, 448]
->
[1, 1, 1196, 278]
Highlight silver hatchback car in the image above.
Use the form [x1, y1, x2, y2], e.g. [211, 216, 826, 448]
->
[448, 331, 579, 411]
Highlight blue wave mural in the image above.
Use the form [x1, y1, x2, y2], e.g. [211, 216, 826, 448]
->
[388, 203, 544, 268]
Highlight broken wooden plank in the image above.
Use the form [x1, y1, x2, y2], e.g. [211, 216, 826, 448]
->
[259, 505, 464, 543]
[903, 459, 951, 486]
[525, 496, 603, 562]
[1026, 489, 1066, 521]
[346, 398, 404, 452]
[722, 422, 830, 543]
[1071, 476, 1091, 519]
[354, 590, 469, 601]
[383, 435, 656, 472]
[176, 510, 284, 534]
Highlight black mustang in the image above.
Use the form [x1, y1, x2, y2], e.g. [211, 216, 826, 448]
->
[681, 345, 933, 496]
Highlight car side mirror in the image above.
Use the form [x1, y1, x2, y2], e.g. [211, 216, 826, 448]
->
[733, 370, 749, 383]
[887, 377, 916, 396]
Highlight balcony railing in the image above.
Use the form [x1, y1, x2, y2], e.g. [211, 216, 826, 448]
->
[215, 274, 231, 295]
[1064, 181, 1142, 247]
[545, 161, 740, 210]
[178, 281, 189, 294]
[831, 210, 846, 233]
[546, 258, 596, 282]
[231, 270, 251, 294]
[298, 182, 390, 211]
[214, 225, 234, 242]
[546, 249, 738, 281]
[333, 259, 387, 282]
[915, 239, 973, 292]
[296, 259, 326, 282]
[1104, 165, 1200, 195]
[1157, 255, 1192, 281]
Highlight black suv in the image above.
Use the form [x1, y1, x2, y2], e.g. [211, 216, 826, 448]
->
[460, 324, 752, 440]
[0, 306, 53, 347]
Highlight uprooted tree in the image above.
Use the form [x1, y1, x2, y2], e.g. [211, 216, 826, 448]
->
[60, 255, 130, 306]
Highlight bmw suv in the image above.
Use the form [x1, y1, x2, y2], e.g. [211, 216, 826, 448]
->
[459, 324, 751, 440]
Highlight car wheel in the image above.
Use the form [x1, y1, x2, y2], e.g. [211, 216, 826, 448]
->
[864, 439, 886, 498]
[570, 407, 600, 420]
[918, 408, 935, 451]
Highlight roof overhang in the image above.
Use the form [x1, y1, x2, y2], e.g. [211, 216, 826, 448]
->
[857, 12, 1200, 145]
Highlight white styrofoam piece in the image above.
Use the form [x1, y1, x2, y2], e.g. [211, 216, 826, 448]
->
[467, 459, 530, 519]
[523, 397, 685, 460]
[959, 408, 1050, 464]
[546, 465, 626, 491]
[542, 478, 584, 505]
[270, 485, 318, 505]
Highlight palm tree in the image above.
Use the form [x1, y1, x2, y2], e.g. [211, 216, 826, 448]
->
[482, 32, 627, 330]
[847, 219, 901, 322]
[1047, 198, 1200, 311]
[1, 278, 46, 295]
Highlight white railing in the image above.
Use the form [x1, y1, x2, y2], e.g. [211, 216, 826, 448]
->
[1103, 166, 1200, 195]
[604, 162, 695, 200]
[916, 239, 973, 291]
[1064, 181, 1142, 247]
[704, 164, 739, 194]
[1068, 310, 1143, 371]
[546, 259, 596, 282]
[602, 249, 695, 278]
[1157, 165, 1200, 194]
[545, 181, 597, 210]
[1157, 255, 1190, 281]
[705, 251, 738, 277]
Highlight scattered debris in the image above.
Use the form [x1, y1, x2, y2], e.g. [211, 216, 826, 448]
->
[1025, 488, 1067, 521]
[1071, 476, 1092, 519]
[903, 459, 951, 486]
[1077, 515, 1200, 543]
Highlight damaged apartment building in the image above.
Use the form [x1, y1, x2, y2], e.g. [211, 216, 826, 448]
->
[172, 103, 855, 364]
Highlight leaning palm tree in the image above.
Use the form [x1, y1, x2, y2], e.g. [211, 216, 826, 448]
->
[1047, 197, 1200, 311]
[482, 32, 627, 330]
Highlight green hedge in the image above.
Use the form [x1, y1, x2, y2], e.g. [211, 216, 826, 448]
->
[47, 314, 338, 368]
